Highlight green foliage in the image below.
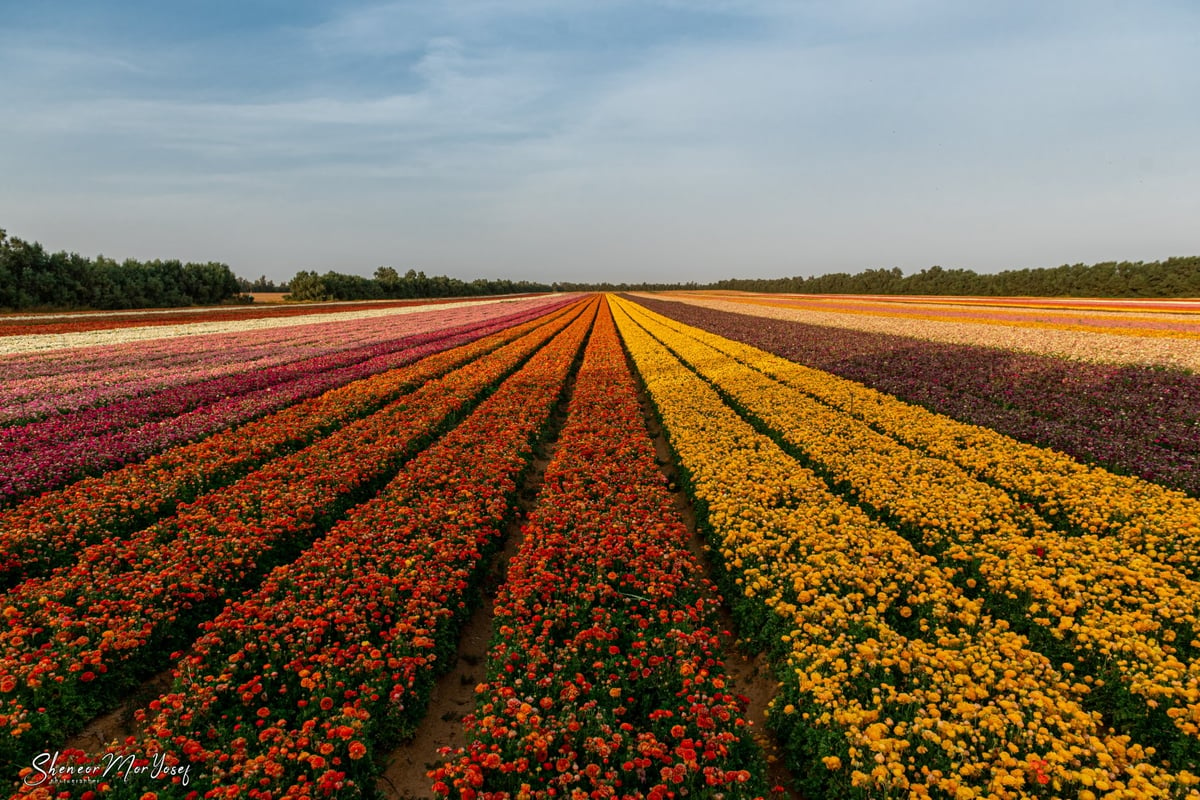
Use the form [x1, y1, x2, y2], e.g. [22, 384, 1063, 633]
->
[237, 274, 290, 293]
[707, 257, 1200, 298]
[284, 266, 555, 301]
[0, 228, 245, 311]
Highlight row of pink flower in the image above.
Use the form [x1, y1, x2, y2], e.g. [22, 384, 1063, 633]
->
[0, 308, 543, 583]
[0, 303, 588, 771]
[432, 300, 768, 800]
[0, 297, 567, 424]
[14, 299, 599, 798]
[0, 306, 569, 592]
[0, 299, 576, 506]
[0, 296, 501, 337]
[2, 310, 433, 409]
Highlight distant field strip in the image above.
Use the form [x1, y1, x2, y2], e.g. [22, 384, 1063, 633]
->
[643, 293, 1200, 370]
[0, 295, 572, 354]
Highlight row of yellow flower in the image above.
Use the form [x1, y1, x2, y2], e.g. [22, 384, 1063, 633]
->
[625, 301, 1200, 574]
[609, 295, 1199, 799]
[616, 301, 1200, 762]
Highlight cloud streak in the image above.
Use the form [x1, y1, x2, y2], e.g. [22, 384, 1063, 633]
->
[1, 0, 1197, 283]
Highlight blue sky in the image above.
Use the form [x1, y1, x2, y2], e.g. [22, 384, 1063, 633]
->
[1, 1, 1197, 284]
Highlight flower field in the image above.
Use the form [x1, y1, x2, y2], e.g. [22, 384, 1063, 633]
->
[3, 291, 1199, 799]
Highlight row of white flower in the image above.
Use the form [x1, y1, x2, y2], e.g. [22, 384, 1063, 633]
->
[0, 296, 563, 355]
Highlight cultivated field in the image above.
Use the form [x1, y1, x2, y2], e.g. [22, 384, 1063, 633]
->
[2, 291, 1198, 799]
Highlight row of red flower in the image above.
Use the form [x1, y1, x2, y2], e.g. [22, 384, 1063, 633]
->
[12, 297, 600, 798]
[0, 300, 574, 506]
[0, 304, 577, 591]
[431, 301, 769, 800]
[0, 300, 590, 769]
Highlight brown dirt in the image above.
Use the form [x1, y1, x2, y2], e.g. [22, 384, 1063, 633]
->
[374, 510, 532, 799]
[64, 669, 175, 752]
[375, 403, 572, 798]
[637, 395, 803, 799]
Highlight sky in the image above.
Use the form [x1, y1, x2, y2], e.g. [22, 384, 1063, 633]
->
[1, 0, 1198, 285]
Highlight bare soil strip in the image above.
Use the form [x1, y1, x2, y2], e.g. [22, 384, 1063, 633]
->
[635, 390, 803, 800]
[64, 669, 174, 753]
[376, 381, 575, 799]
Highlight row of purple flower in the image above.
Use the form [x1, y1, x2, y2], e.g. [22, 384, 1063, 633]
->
[629, 296, 1200, 497]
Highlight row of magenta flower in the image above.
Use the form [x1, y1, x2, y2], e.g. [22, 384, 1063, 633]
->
[0, 297, 573, 506]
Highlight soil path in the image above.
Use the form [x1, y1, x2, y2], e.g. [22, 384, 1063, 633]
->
[376, 391, 572, 798]
[636, 388, 803, 799]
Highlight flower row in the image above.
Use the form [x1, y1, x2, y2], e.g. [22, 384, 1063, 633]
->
[649, 293, 1200, 372]
[15, 297, 599, 798]
[609, 295, 1200, 798]
[620, 301, 1200, 766]
[0, 303, 578, 590]
[0, 300, 590, 768]
[432, 299, 767, 799]
[0, 300, 573, 505]
[0, 296, 569, 424]
[0, 295, 505, 339]
[631, 303, 1200, 581]
[629, 295, 1200, 497]
[0, 297, 554, 359]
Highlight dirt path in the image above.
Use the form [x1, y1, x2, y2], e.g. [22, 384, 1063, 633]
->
[637, 391, 803, 799]
[64, 668, 174, 753]
[376, 394, 572, 798]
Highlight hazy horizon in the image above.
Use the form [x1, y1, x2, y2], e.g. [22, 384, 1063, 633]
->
[2, 1, 1197, 285]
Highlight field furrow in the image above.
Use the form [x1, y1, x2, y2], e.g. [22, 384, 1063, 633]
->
[432, 298, 768, 800]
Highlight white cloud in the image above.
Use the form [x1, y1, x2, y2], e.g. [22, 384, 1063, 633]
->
[1, 0, 1198, 282]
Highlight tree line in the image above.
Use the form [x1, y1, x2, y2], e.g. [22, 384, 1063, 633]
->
[4, 224, 1198, 311]
[0, 229, 245, 311]
[703, 257, 1200, 298]
[284, 267, 553, 301]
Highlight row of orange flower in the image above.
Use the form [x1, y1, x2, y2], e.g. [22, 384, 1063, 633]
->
[609, 295, 1200, 799]
[0, 303, 575, 591]
[618, 302, 1200, 764]
[12, 298, 600, 799]
[431, 299, 769, 800]
[0, 301, 589, 770]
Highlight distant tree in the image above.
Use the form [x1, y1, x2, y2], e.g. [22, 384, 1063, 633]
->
[285, 270, 333, 302]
